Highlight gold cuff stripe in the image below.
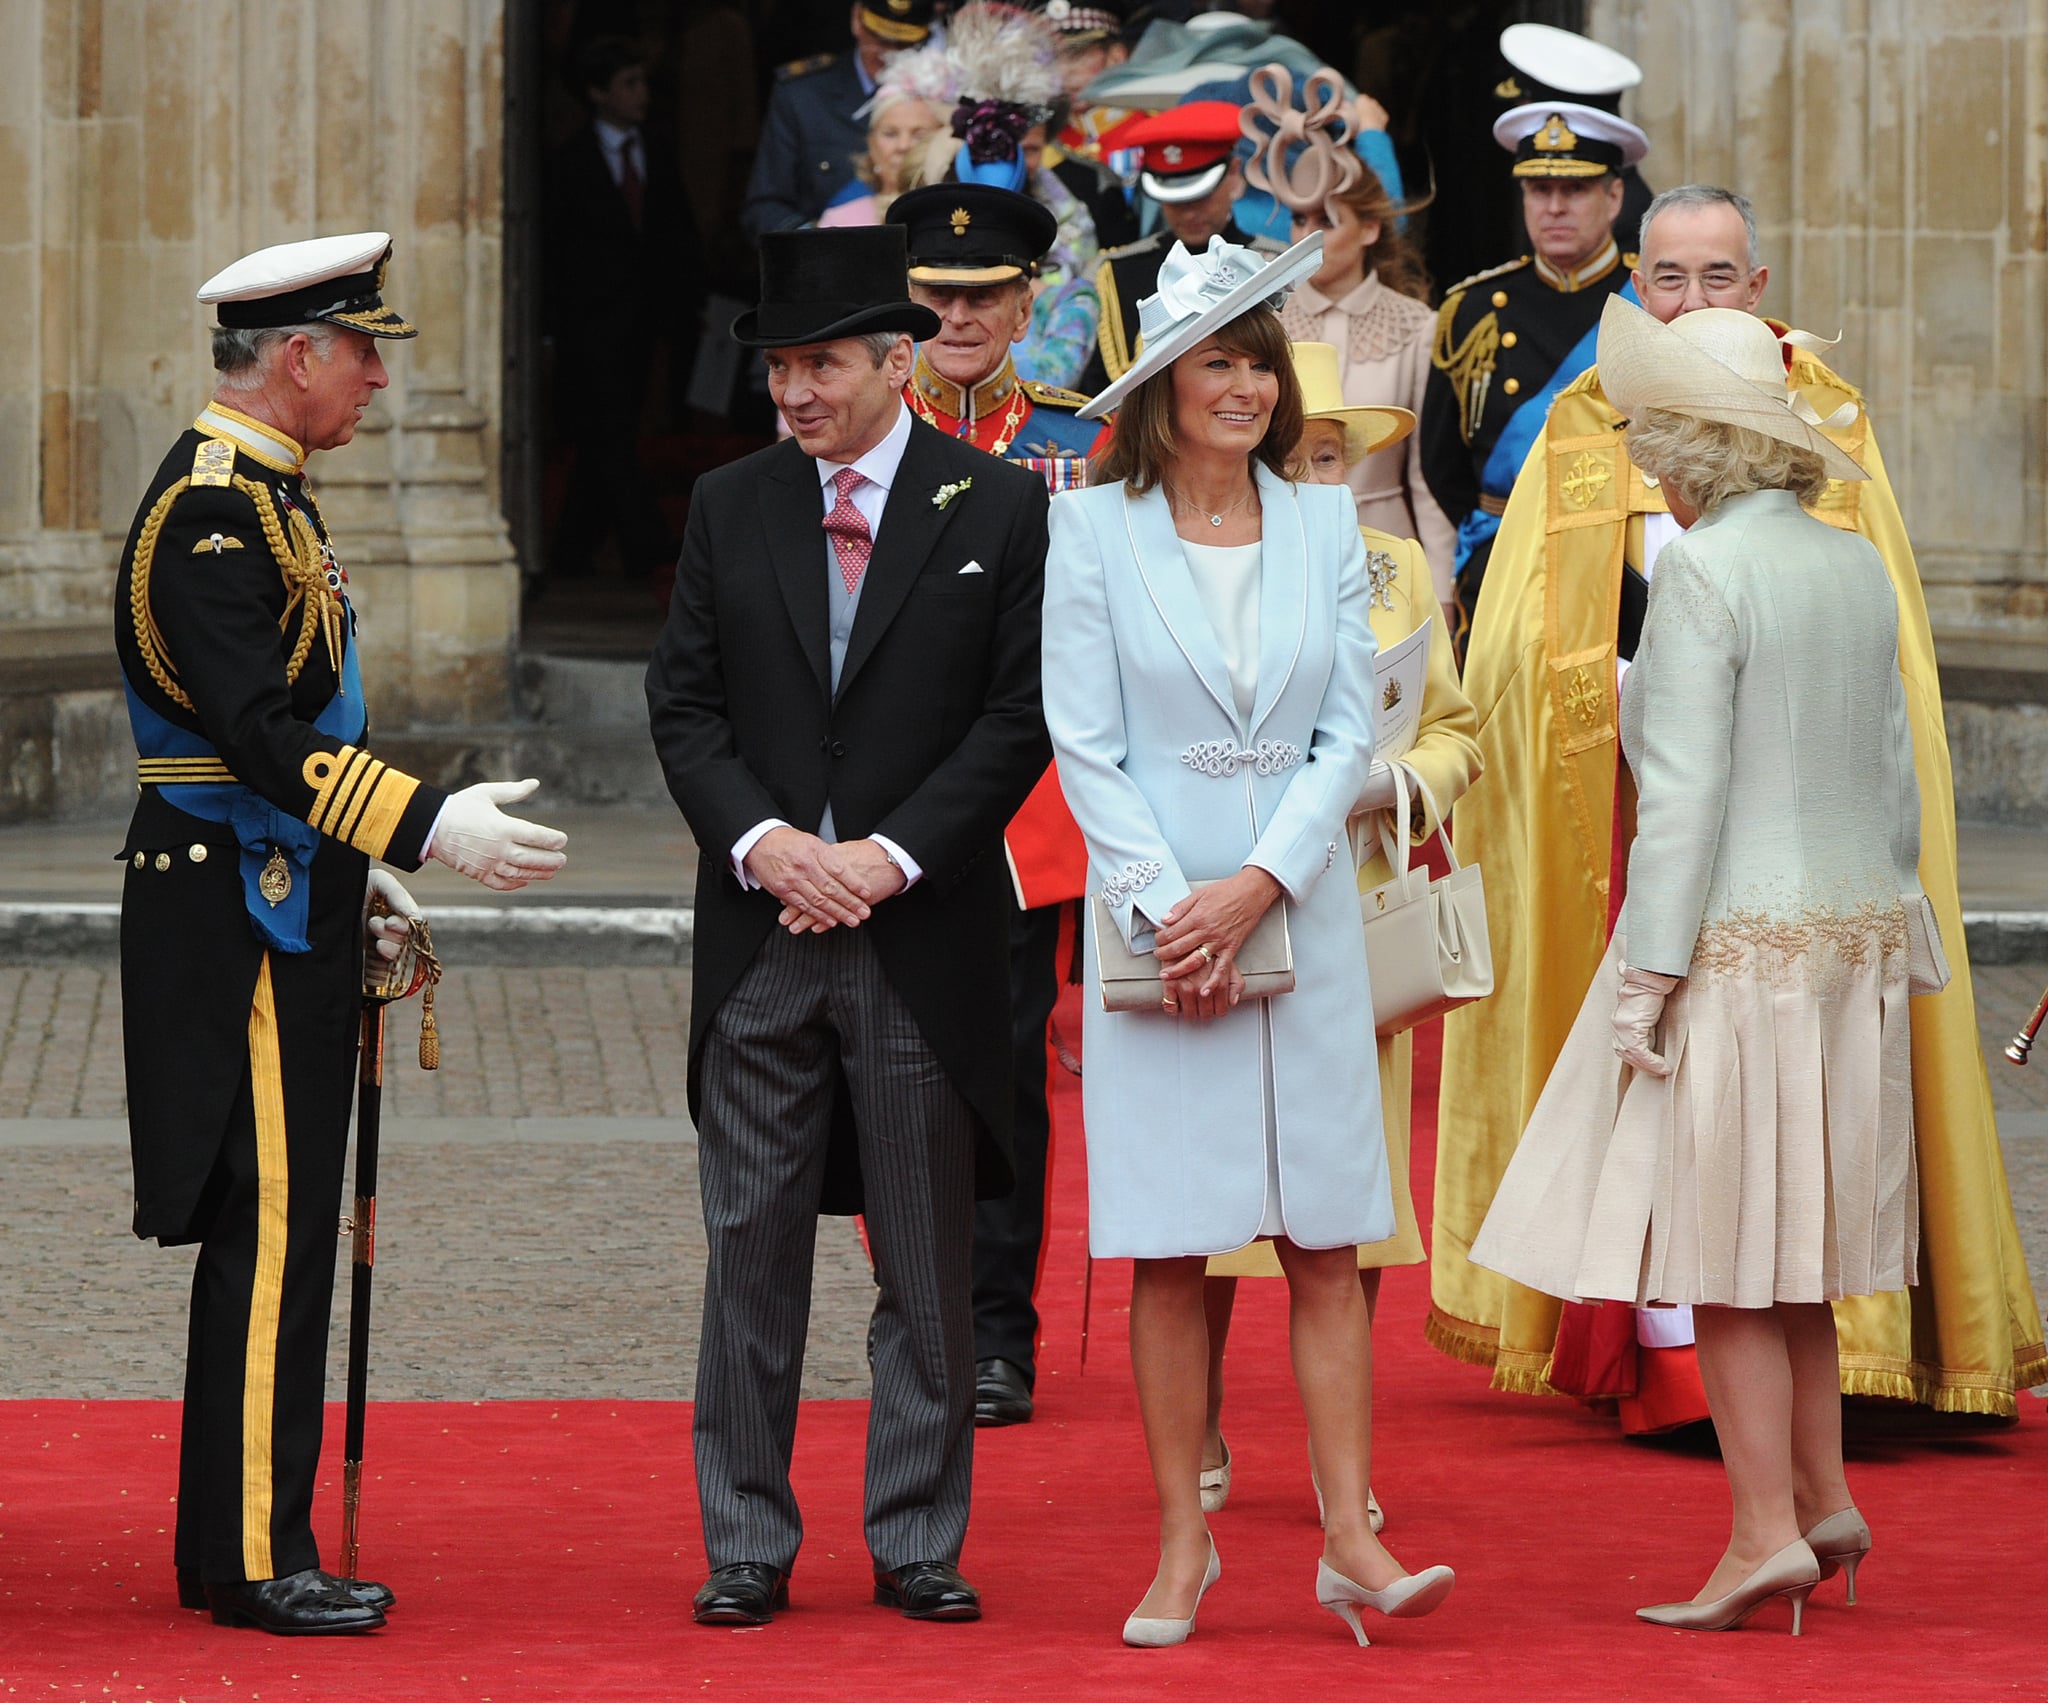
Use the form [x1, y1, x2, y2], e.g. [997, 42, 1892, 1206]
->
[303, 744, 362, 833]
[349, 771, 420, 860]
[335, 759, 389, 843]
[321, 750, 377, 837]
[138, 757, 238, 783]
[242, 954, 289, 1581]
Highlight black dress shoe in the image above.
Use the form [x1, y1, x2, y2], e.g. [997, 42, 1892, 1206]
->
[180, 1568, 394, 1613]
[974, 1357, 1033, 1426]
[693, 1562, 789, 1626]
[873, 1561, 981, 1621]
[203, 1569, 385, 1634]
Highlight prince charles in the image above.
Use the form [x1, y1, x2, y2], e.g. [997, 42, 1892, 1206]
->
[646, 224, 1050, 1626]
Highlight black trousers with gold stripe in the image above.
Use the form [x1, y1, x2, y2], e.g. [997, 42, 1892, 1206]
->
[172, 952, 356, 1584]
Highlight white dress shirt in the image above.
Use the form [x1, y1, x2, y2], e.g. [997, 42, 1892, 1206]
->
[593, 117, 644, 188]
[731, 404, 924, 889]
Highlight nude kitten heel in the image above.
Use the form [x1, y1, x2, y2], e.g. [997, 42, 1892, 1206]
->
[1804, 1508, 1874, 1604]
[1314, 1558, 1455, 1646]
[1122, 1539, 1221, 1648]
[1635, 1539, 1821, 1634]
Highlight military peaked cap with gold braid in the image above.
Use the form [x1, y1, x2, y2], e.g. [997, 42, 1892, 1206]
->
[198, 231, 418, 339]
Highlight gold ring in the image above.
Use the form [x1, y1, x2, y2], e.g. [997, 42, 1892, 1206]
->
[1197, 944, 1216, 965]
[1162, 997, 1179, 1012]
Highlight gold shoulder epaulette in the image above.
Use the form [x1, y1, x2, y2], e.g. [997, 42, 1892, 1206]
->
[191, 437, 236, 488]
[1440, 255, 1530, 298]
[1099, 233, 1164, 263]
[1020, 380, 1088, 409]
[777, 52, 836, 80]
[1095, 256, 1134, 381]
[1621, 251, 1640, 270]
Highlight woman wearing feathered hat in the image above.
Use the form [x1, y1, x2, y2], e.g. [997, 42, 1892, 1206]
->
[1044, 232, 1457, 1648]
[1471, 298, 1946, 1633]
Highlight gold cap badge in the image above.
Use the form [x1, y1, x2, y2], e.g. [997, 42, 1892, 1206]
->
[1533, 113, 1579, 152]
[950, 206, 971, 236]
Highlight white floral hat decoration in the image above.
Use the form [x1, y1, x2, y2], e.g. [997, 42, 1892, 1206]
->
[1076, 230, 1325, 421]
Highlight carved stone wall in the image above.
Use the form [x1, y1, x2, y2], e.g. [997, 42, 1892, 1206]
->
[0, 0, 518, 758]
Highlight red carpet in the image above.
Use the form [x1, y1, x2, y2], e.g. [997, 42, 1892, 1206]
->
[4, 1009, 2042, 1699]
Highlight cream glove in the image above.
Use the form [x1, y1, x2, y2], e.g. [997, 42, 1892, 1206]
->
[1354, 759, 1399, 815]
[1612, 963, 1681, 1076]
[429, 779, 569, 892]
[364, 868, 421, 963]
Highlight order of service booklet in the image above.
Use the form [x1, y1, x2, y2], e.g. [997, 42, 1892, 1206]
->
[1371, 620, 1430, 762]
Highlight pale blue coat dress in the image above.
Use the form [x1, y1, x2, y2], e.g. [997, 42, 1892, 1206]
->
[1044, 465, 1391, 1260]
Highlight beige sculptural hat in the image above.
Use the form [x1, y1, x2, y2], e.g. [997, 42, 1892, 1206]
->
[1597, 297, 1867, 483]
[1289, 341, 1415, 462]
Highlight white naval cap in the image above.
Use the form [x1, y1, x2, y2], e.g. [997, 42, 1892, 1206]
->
[197, 232, 418, 338]
[1494, 100, 1648, 178]
[1499, 24, 1643, 101]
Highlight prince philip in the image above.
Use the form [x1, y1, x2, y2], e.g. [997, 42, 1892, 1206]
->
[647, 225, 1051, 1626]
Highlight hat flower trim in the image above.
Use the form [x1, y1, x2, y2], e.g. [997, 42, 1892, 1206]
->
[1154, 237, 1294, 323]
[1241, 63, 1361, 220]
[952, 99, 1037, 164]
[933, 476, 974, 509]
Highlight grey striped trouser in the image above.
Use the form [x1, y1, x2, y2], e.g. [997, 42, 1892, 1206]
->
[692, 923, 978, 1574]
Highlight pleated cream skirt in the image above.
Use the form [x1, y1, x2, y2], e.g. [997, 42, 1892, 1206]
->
[1470, 928, 1918, 1309]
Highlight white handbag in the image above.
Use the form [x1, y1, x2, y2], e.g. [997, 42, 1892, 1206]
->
[1353, 763, 1494, 1038]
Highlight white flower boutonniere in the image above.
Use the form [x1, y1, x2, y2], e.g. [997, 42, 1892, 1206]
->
[933, 477, 973, 510]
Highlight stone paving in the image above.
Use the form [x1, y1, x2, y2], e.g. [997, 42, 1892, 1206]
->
[1, 959, 2044, 1403]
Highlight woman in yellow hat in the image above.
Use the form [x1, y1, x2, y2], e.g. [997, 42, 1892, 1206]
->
[1197, 340, 1482, 1532]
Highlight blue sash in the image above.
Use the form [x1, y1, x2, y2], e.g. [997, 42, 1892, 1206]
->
[125, 616, 367, 954]
[1453, 280, 1641, 579]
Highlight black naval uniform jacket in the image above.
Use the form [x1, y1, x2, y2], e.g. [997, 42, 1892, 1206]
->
[115, 425, 446, 1242]
[1077, 219, 1252, 398]
[1418, 246, 1634, 608]
[646, 419, 1051, 1213]
[741, 52, 872, 237]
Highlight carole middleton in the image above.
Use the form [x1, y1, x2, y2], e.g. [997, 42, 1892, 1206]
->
[1046, 234, 1454, 1649]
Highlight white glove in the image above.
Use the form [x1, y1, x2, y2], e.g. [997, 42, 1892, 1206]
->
[1612, 963, 1681, 1076]
[429, 779, 569, 892]
[1355, 760, 1399, 814]
[365, 868, 421, 963]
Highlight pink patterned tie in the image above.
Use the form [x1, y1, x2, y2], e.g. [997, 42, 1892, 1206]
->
[824, 467, 873, 595]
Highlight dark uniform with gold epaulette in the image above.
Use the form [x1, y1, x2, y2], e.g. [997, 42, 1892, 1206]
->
[1418, 105, 1643, 633]
[119, 345, 445, 1589]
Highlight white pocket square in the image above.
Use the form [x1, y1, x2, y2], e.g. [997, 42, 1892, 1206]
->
[957, 560, 984, 575]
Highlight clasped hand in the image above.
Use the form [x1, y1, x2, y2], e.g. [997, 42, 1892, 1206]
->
[1151, 866, 1281, 1021]
[746, 827, 905, 934]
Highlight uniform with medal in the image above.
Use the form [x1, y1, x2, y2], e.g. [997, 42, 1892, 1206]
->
[887, 180, 1104, 1425]
[1419, 101, 1648, 634]
[117, 235, 567, 1634]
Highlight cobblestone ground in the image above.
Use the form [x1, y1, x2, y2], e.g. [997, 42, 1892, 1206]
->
[2, 960, 2045, 1400]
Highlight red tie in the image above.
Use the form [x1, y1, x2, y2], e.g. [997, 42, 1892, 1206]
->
[825, 468, 873, 594]
[619, 137, 644, 225]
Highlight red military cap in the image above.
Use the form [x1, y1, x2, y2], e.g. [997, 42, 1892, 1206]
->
[1099, 100, 1244, 202]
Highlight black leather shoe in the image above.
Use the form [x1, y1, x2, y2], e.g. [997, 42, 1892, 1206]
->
[693, 1562, 789, 1625]
[203, 1569, 385, 1634]
[873, 1561, 981, 1621]
[974, 1357, 1033, 1426]
[180, 1568, 394, 1613]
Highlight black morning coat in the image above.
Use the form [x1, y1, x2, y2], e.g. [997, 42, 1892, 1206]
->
[115, 427, 446, 1243]
[646, 417, 1052, 1213]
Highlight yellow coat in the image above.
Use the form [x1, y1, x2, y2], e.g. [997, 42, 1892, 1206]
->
[1211, 528, 1481, 1277]
[1431, 353, 2048, 1413]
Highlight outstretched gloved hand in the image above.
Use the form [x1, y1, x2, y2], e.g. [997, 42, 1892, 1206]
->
[364, 868, 422, 963]
[1612, 963, 1681, 1076]
[429, 779, 569, 892]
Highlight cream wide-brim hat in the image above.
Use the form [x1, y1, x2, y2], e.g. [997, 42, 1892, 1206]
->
[1289, 341, 1415, 461]
[1596, 297, 1868, 484]
[1078, 231, 1325, 422]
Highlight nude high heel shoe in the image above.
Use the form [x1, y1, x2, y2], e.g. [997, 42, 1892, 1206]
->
[1198, 1442, 1232, 1514]
[1804, 1508, 1873, 1604]
[1314, 1558, 1455, 1646]
[1123, 1539, 1221, 1648]
[1635, 1539, 1821, 1634]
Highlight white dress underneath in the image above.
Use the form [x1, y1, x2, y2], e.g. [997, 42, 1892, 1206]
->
[1180, 538, 1288, 1240]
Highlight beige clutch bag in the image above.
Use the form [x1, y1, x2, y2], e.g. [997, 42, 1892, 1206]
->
[1354, 763, 1494, 1038]
[1092, 879, 1295, 1013]
[1904, 892, 1951, 996]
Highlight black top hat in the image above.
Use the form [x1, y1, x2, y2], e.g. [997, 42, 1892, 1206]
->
[887, 184, 1059, 286]
[730, 226, 942, 349]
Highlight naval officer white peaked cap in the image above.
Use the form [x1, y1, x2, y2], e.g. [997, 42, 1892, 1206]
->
[197, 232, 418, 338]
